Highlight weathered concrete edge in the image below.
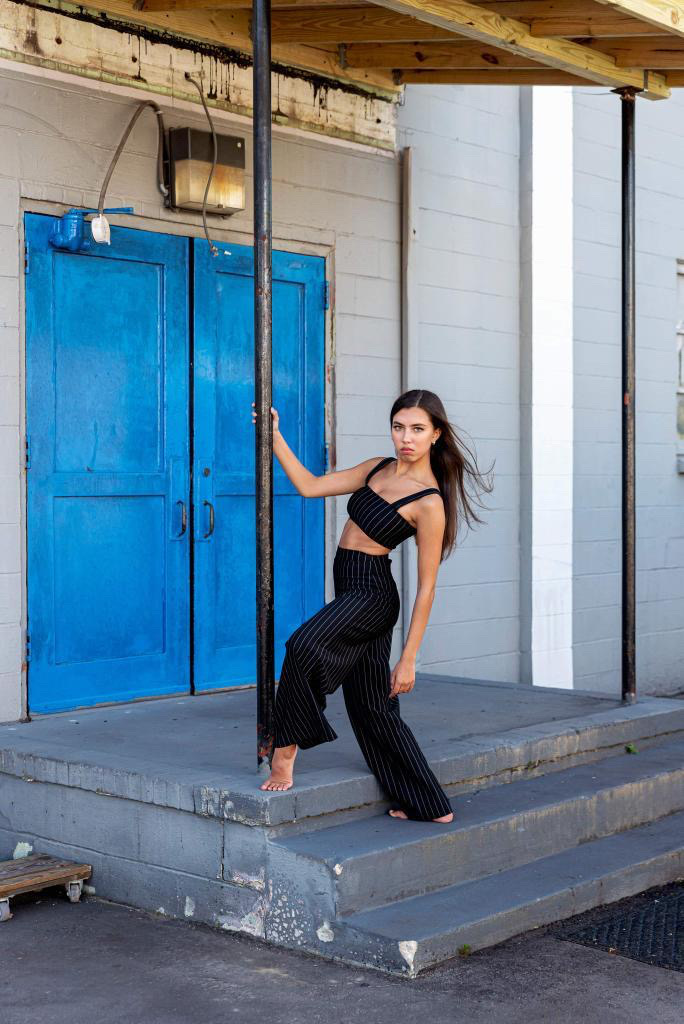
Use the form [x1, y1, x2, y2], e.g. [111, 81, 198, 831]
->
[321, 760, 684, 914]
[1, 699, 683, 826]
[331, 846, 684, 978]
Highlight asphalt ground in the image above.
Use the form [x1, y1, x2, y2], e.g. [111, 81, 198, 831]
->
[2, 881, 683, 1024]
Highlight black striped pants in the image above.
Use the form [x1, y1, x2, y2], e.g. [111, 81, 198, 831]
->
[274, 546, 452, 821]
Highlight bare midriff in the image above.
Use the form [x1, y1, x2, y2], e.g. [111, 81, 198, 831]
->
[337, 516, 393, 556]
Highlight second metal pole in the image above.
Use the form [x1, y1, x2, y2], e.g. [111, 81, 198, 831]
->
[253, 0, 275, 763]
[617, 86, 637, 703]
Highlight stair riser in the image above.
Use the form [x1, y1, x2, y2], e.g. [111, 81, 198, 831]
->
[333, 847, 684, 978]
[333, 769, 684, 914]
[435, 714, 684, 791]
[441, 729, 684, 802]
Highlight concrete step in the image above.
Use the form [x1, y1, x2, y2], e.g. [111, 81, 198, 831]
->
[274, 697, 684, 830]
[2, 692, 683, 827]
[333, 808, 684, 977]
[273, 734, 684, 914]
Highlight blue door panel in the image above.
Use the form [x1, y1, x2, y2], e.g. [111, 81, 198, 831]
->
[193, 240, 326, 690]
[25, 216, 325, 710]
[25, 213, 190, 712]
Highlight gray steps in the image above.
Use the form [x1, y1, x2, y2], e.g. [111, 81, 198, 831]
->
[333, 808, 684, 977]
[273, 734, 684, 914]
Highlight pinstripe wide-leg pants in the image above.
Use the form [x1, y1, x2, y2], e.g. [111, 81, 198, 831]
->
[273, 546, 452, 821]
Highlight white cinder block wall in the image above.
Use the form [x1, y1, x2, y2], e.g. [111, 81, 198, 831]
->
[397, 85, 522, 683]
[573, 88, 684, 697]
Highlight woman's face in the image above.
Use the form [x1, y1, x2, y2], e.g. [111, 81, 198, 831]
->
[391, 406, 441, 462]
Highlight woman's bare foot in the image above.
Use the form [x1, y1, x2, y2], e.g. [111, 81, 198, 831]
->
[260, 743, 297, 791]
[388, 808, 454, 823]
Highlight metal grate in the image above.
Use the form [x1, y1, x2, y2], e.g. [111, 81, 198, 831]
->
[557, 884, 684, 972]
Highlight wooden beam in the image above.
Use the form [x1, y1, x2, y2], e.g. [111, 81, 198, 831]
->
[478, 0, 620, 13]
[364, 0, 669, 94]
[447, 2, 678, 39]
[344, 40, 538, 66]
[477, 0, 653, 21]
[529, 15, 672, 34]
[272, 8, 457, 41]
[138, 0, 355, 9]
[590, 0, 684, 38]
[586, 35, 684, 62]
[399, 68, 594, 83]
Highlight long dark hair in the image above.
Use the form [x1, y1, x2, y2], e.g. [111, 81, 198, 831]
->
[390, 389, 495, 561]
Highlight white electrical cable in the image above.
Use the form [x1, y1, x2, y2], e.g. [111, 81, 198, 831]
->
[98, 100, 167, 216]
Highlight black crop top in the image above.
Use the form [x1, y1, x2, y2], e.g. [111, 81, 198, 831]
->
[345, 457, 442, 550]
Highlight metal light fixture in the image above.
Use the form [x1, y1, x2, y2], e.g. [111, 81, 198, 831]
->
[166, 127, 245, 215]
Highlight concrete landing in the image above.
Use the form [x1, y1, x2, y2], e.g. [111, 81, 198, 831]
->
[1, 677, 683, 975]
[1, 676, 682, 826]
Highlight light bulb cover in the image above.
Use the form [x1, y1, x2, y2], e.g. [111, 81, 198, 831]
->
[91, 215, 111, 245]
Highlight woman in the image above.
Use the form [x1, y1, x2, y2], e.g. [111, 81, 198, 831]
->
[252, 389, 493, 822]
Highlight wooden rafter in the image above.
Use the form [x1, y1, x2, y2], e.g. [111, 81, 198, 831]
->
[529, 14, 673, 34]
[343, 40, 540, 66]
[587, 35, 684, 63]
[365, 0, 669, 93]
[399, 67, 597, 82]
[271, 9, 457, 41]
[590, 0, 684, 37]
[136, 0, 354, 9]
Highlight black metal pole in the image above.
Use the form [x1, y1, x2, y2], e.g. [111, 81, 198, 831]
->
[616, 86, 638, 703]
[253, 0, 275, 763]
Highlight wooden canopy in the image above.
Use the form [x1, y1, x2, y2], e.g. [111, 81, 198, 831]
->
[84, 0, 684, 99]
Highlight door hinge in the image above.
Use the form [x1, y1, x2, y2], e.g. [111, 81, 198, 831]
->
[24, 242, 29, 275]
[25, 436, 31, 470]
[323, 281, 330, 311]
[25, 633, 31, 663]
[324, 441, 330, 472]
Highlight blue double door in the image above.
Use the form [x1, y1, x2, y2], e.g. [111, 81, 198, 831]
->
[25, 214, 325, 713]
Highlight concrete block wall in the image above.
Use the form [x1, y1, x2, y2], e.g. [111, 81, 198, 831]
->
[397, 85, 522, 683]
[573, 88, 684, 696]
[1, 61, 680, 717]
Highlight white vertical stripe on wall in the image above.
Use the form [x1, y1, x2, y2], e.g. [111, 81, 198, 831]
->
[519, 87, 575, 689]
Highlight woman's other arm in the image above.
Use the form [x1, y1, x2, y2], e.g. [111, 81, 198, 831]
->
[389, 495, 445, 697]
[252, 403, 383, 498]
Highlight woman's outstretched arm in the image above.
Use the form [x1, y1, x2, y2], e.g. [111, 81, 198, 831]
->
[252, 403, 383, 498]
[389, 495, 445, 697]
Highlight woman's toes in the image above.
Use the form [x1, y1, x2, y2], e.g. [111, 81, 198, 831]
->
[260, 777, 294, 791]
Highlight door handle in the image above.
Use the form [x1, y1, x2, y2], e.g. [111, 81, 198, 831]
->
[176, 499, 187, 537]
[203, 500, 215, 538]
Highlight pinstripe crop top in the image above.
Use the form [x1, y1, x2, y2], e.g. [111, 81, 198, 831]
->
[346, 457, 443, 550]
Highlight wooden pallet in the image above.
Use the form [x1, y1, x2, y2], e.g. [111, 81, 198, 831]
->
[0, 853, 92, 921]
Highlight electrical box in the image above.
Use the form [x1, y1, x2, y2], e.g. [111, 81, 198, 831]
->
[166, 127, 245, 215]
